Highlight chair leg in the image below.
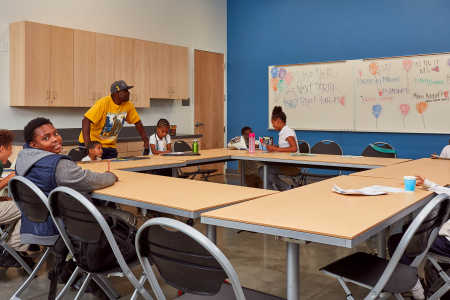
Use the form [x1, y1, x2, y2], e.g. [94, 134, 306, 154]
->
[55, 266, 81, 300]
[94, 274, 121, 299]
[93, 274, 120, 300]
[130, 272, 147, 300]
[11, 247, 52, 299]
[0, 240, 33, 274]
[393, 293, 405, 300]
[337, 277, 355, 300]
[74, 273, 93, 300]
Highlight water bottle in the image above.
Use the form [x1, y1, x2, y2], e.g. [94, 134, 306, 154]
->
[248, 133, 255, 154]
[192, 139, 199, 153]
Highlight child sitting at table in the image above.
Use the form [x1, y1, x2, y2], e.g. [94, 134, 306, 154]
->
[258, 106, 300, 191]
[432, 140, 450, 158]
[81, 141, 103, 161]
[149, 118, 172, 176]
[228, 126, 263, 189]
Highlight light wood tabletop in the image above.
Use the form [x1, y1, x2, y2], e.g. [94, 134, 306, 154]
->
[228, 149, 411, 167]
[93, 170, 278, 212]
[78, 156, 186, 172]
[350, 158, 450, 186]
[201, 175, 434, 240]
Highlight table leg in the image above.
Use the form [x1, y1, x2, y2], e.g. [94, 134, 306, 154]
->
[172, 167, 178, 178]
[206, 224, 217, 244]
[377, 228, 387, 258]
[287, 242, 300, 300]
[240, 160, 246, 186]
[263, 164, 268, 190]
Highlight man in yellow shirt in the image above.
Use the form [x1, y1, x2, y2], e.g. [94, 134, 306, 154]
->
[79, 80, 149, 159]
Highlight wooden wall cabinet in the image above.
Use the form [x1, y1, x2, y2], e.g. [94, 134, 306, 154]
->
[170, 45, 189, 99]
[132, 39, 151, 108]
[74, 30, 96, 107]
[95, 33, 115, 101]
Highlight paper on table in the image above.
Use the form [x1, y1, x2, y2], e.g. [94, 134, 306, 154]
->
[1, 172, 12, 178]
[332, 184, 406, 195]
[339, 155, 363, 159]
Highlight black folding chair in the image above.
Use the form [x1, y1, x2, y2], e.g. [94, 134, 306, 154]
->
[361, 142, 397, 158]
[320, 193, 450, 300]
[173, 140, 217, 181]
[288, 140, 310, 187]
[136, 217, 284, 300]
[0, 220, 33, 274]
[67, 146, 87, 161]
[47, 186, 152, 300]
[302, 140, 343, 185]
[8, 176, 78, 300]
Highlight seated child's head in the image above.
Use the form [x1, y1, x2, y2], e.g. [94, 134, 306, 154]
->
[271, 106, 287, 131]
[24, 118, 62, 154]
[0, 129, 14, 165]
[155, 118, 170, 139]
[241, 126, 253, 141]
[86, 141, 103, 159]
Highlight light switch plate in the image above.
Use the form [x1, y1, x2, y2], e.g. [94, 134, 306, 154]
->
[1, 43, 8, 52]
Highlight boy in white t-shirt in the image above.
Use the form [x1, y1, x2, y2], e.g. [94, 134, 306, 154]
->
[149, 119, 172, 155]
[258, 106, 299, 191]
[81, 141, 103, 162]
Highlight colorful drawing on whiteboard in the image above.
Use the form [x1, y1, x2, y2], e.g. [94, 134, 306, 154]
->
[447, 59, 450, 67]
[271, 67, 279, 78]
[398, 104, 410, 130]
[278, 68, 287, 80]
[270, 77, 280, 102]
[369, 62, 380, 93]
[402, 59, 412, 94]
[340, 96, 345, 107]
[285, 72, 293, 86]
[431, 65, 439, 72]
[416, 101, 429, 129]
[359, 71, 362, 79]
[371, 104, 383, 129]
[283, 90, 299, 109]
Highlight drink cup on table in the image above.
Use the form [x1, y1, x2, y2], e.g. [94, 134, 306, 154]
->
[403, 176, 417, 192]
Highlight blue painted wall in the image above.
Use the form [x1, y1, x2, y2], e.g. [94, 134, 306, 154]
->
[227, 0, 450, 169]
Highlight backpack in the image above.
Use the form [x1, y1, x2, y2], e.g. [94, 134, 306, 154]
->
[423, 259, 450, 299]
[72, 214, 137, 273]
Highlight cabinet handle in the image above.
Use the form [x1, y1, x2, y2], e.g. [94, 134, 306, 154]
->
[53, 91, 56, 99]
[135, 94, 137, 101]
[98, 93, 100, 100]
[47, 91, 49, 99]
[172, 86, 174, 93]
[92, 92, 95, 100]
[130, 94, 133, 101]
[168, 86, 170, 93]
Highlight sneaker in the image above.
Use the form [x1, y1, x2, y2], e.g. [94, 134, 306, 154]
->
[411, 278, 425, 300]
[28, 244, 40, 252]
[0, 250, 35, 269]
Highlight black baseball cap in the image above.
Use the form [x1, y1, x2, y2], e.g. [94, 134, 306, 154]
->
[110, 80, 134, 93]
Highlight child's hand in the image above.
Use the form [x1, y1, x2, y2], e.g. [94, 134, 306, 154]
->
[431, 152, 438, 158]
[266, 145, 276, 152]
[164, 150, 171, 153]
[415, 175, 426, 186]
[107, 171, 119, 181]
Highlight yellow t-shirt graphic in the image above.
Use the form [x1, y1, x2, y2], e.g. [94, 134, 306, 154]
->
[79, 95, 140, 148]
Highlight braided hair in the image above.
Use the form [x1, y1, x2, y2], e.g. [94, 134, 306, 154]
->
[154, 118, 170, 150]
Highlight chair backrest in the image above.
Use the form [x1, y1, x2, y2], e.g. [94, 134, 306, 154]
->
[310, 140, 343, 155]
[369, 193, 450, 298]
[142, 147, 150, 156]
[136, 218, 246, 300]
[8, 176, 50, 223]
[361, 142, 396, 158]
[67, 146, 87, 162]
[173, 140, 192, 152]
[297, 140, 310, 154]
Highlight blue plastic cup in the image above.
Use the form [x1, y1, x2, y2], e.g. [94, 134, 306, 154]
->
[404, 176, 417, 192]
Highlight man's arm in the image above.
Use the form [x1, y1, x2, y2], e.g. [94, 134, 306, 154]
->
[134, 120, 149, 149]
[82, 117, 93, 146]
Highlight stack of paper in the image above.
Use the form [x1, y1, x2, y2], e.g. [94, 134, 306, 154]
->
[332, 184, 405, 196]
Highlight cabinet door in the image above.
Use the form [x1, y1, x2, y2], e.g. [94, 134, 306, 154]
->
[95, 33, 115, 100]
[170, 45, 189, 99]
[150, 42, 171, 99]
[10, 21, 51, 106]
[74, 30, 96, 107]
[114, 36, 134, 86]
[50, 26, 74, 107]
[133, 39, 150, 107]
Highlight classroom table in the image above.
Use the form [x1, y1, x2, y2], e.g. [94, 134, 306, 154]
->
[90, 170, 278, 243]
[78, 156, 187, 173]
[350, 157, 450, 186]
[201, 175, 435, 300]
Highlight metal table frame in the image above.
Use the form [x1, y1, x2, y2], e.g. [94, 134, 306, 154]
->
[201, 192, 435, 300]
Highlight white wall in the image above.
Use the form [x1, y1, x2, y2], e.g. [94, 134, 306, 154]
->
[0, 0, 227, 134]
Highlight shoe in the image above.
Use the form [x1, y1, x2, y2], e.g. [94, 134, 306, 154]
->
[411, 278, 425, 300]
[0, 250, 35, 269]
[28, 244, 40, 252]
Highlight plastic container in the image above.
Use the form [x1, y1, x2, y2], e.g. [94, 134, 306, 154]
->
[248, 133, 255, 154]
[192, 139, 199, 153]
[403, 176, 416, 192]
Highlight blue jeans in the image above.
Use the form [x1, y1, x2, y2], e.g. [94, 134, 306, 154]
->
[79, 143, 118, 159]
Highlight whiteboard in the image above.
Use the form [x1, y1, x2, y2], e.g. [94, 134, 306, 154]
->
[354, 55, 450, 133]
[268, 61, 355, 131]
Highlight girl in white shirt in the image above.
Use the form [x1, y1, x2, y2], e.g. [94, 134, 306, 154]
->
[258, 106, 299, 191]
[149, 119, 172, 155]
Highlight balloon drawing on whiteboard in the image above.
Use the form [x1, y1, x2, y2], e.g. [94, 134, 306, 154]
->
[369, 62, 380, 93]
[270, 77, 280, 102]
[277, 80, 287, 93]
[398, 104, 410, 130]
[447, 58, 450, 68]
[285, 72, 293, 86]
[402, 59, 412, 93]
[416, 102, 429, 129]
[283, 90, 299, 109]
[271, 68, 279, 78]
[372, 104, 383, 129]
[278, 68, 287, 80]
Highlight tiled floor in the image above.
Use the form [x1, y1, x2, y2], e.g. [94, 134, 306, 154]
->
[2, 174, 417, 299]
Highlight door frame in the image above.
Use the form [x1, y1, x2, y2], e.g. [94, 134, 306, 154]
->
[190, 46, 227, 149]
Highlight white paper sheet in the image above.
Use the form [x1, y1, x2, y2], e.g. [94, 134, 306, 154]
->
[332, 184, 405, 195]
